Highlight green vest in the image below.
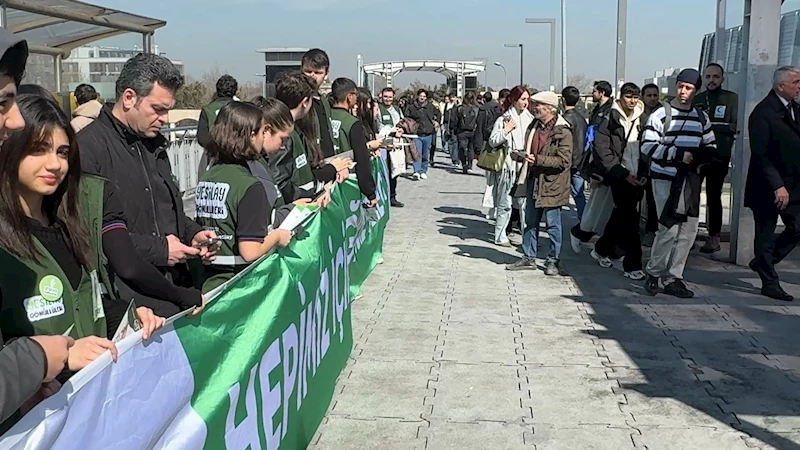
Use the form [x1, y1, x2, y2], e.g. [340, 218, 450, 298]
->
[692, 89, 738, 158]
[290, 130, 315, 191]
[0, 175, 109, 340]
[202, 98, 232, 131]
[378, 104, 400, 126]
[329, 107, 359, 155]
[313, 95, 335, 148]
[195, 163, 261, 293]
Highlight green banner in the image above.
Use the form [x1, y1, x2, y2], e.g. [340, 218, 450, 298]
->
[175, 153, 390, 450]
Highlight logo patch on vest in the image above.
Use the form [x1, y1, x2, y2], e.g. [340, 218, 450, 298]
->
[195, 181, 230, 219]
[331, 119, 342, 139]
[295, 154, 308, 169]
[25, 275, 66, 322]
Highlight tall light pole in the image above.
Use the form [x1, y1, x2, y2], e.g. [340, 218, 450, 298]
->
[255, 72, 266, 97]
[474, 56, 488, 87]
[525, 18, 556, 90]
[505, 43, 523, 85]
[494, 62, 508, 88]
[615, 0, 628, 93]
[561, 0, 567, 89]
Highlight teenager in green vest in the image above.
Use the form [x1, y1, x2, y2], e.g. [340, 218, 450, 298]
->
[0, 95, 176, 379]
[195, 101, 295, 292]
[301, 49, 337, 159]
[267, 72, 350, 203]
[329, 78, 377, 206]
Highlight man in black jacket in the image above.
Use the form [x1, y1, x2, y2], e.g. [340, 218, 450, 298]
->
[404, 89, 440, 179]
[561, 86, 588, 220]
[746, 66, 800, 301]
[476, 91, 503, 154]
[590, 80, 614, 126]
[78, 53, 216, 319]
[590, 83, 647, 279]
[450, 92, 480, 174]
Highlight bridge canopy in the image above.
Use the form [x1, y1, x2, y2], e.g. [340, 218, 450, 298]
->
[362, 60, 485, 79]
[3, 0, 166, 57]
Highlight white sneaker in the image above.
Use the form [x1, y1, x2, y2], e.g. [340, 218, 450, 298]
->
[591, 249, 613, 268]
[570, 233, 582, 254]
[624, 270, 645, 280]
[412, 173, 421, 181]
[420, 173, 428, 180]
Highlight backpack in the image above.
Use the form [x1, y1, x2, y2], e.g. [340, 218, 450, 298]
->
[459, 105, 479, 132]
[485, 104, 503, 138]
[662, 102, 707, 132]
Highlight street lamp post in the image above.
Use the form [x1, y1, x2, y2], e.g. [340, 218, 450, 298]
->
[561, 0, 567, 89]
[615, 0, 628, 93]
[525, 18, 556, 90]
[504, 44, 523, 85]
[494, 62, 508, 88]
[255, 72, 267, 97]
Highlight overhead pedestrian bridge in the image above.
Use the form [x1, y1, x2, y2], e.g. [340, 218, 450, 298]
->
[358, 59, 485, 97]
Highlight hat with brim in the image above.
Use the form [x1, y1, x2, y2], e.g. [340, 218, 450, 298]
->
[531, 91, 559, 108]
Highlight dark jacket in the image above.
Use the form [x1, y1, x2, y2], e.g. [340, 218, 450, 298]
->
[562, 108, 588, 172]
[477, 100, 502, 145]
[693, 88, 738, 159]
[516, 116, 574, 208]
[404, 101, 440, 135]
[589, 98, 613, 126]
[745, 90, 800, 212]
[0, 335, 45, 427]
[592, 101, 647, 183]
[78, 106, 203, 318]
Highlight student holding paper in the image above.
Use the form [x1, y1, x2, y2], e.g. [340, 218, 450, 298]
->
[0, 95, 171, 382]
[195, 101, 295, 292]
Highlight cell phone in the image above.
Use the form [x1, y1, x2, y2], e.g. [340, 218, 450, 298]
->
[193, 237, 225, 248]
[513, 150, 528, 159]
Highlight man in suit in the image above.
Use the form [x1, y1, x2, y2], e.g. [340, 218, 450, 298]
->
[746, 66, 800, 301]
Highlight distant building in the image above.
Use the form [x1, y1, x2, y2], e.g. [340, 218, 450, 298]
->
[699, 9, 800, 73]
[644, 67, 690, 97]
[256, 48, 308, 97]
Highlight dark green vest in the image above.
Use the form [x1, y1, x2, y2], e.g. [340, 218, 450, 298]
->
[313, 95, 335, 147]
[195, 163, 261, 293]
[329, 107, 359, 155]
[378, 104, 400, 126]
[289, 130, 315, 191]
[692, 89, 738, 158]
[0, 175, 109, 340]
[202, 98, 233, 131]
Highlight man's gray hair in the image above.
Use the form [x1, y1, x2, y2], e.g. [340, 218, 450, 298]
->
[773, 66, 800, 87]
[115, 53, 184, 99]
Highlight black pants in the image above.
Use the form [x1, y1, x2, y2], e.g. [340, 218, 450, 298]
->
[595, 182, 644, 271]
[644, 180, 659, 233]
[386, 151, 398, 200]
[701, 158, 730, 236]
[753, 206, 800, 287]
[457, 131, 476, 169]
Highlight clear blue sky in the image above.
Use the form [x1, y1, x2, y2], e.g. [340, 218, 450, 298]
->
[95, 0, 800, 89]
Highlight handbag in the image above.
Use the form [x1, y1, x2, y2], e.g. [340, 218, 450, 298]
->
[477, 131, 512, 173]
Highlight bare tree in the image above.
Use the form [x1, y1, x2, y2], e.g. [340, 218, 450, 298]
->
[238, 82, 262, 101]
[566, 73, 595, 94]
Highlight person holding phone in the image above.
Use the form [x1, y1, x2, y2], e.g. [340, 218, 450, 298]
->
[588, 82, 649, 280]
[195, 100, 295, 292]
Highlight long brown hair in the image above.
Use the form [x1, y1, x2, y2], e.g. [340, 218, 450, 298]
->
[0, 94, 91, 265]
[206, 101, 266, 164]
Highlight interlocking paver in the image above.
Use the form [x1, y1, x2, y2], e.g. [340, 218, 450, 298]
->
[315, 153, 800, 449]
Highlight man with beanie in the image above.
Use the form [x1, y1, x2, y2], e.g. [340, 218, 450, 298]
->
[507, 91, 573, 276]
[693, 63, 738, 254]
[640, 68, 717, 298]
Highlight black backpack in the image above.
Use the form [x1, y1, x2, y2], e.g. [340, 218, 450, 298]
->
[459, 105, 479, 132]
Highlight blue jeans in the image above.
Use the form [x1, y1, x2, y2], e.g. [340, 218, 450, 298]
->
[571, 172, 587, 221]
[412, 135, 433, 174]
[522, 181, 563, 262]
[445, 134, 458, 164]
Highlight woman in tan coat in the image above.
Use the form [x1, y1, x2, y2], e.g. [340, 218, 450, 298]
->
[506, 91, 573, 276]
[70, 84, 102, 133]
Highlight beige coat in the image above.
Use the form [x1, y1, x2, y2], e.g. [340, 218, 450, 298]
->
[514, 115, 573, 208]
[70, 100, 102, 133]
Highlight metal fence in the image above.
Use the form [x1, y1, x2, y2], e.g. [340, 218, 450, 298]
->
[163, 125, 203, 196]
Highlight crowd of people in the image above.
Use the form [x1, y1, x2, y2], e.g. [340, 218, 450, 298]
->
[0, 37, 395, 432]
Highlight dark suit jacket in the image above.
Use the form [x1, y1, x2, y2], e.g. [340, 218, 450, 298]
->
[745, 90, 800, 212]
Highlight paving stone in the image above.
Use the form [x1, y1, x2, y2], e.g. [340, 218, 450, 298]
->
[526, 366, 628, 426]
[356, 319, 441, 362]
[529, 425, 636, 450]
[516, 299, 594, 327]
[518, 325, 605, 367]
[422, 422, 532, 450]
[430, 362, 526, 422]
[447, 297, 516, 324]
[309, 417, 425, 450]
[440, 322, 520, 364]
[634, 427, 755, 450]
[330, 360, 434, 420]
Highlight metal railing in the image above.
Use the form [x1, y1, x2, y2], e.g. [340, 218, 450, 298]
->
[162, 124, 203, 196]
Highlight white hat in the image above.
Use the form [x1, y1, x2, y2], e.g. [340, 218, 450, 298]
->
[531, 91, 559, 108]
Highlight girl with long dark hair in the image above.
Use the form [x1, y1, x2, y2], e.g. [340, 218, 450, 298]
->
[195, 100, 295, 292]
[0, 95, 172, 375]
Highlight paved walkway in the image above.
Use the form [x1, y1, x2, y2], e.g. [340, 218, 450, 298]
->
[308, 152, 800, 450]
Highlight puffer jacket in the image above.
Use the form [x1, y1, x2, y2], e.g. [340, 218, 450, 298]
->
[70, 100, 102, 133]
[515, 115, 573, 208]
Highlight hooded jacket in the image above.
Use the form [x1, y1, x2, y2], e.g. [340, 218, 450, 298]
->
[562, 108, 588, 171]
[71, 100, 102, 133]
[592, 100, 647, 182]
